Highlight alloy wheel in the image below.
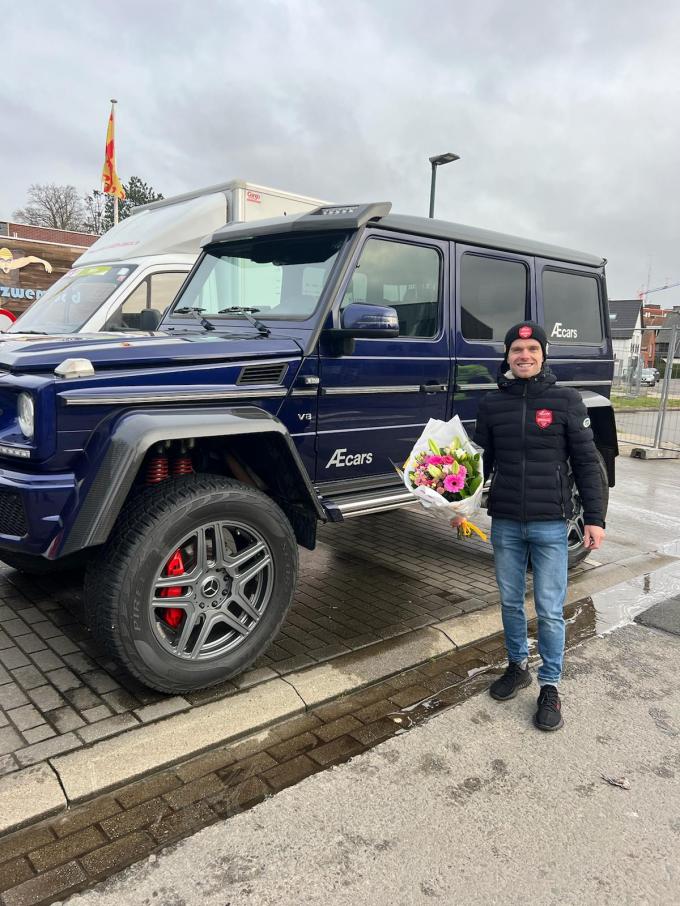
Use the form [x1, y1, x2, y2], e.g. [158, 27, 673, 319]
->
[566, 475, 585, 553]
[150, 520, 274, 660]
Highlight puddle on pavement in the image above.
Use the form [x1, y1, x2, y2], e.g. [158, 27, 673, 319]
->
[588, 557, 680, 635]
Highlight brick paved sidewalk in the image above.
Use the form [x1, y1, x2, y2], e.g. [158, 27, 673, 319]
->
[0, 506, 533, 778]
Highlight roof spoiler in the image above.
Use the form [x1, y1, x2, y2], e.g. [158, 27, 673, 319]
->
[205, 202, 392, 247]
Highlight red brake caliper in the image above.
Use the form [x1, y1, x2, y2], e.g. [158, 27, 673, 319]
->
[160, 548, 185, 629]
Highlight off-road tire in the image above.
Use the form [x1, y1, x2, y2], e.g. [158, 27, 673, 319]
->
[85, 474, 298, 693]
[567, 450, 609, 569]
[0, 550, 91, 576]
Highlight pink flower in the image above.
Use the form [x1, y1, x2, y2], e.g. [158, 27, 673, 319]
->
[443, 467, 467, 494]
[441, 455, 454, 464]
[424, 455, 445, 466]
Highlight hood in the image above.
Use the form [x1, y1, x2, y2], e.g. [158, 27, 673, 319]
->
[496, 363, 557, 394]
[0, 331, 303, 373]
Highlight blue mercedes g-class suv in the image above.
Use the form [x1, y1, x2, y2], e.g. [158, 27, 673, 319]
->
[0, 203, 617, 691]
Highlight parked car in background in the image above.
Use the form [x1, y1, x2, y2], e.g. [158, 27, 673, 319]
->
[4, 181, 326, 336]
[641, 368, 657, 386]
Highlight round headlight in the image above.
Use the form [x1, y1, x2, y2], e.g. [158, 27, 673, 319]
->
[17, 392, 34, 440]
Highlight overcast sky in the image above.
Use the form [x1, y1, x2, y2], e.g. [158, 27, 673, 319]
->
[4, 0, 680, 305]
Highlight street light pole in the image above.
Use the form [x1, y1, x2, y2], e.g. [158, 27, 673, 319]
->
[428, 164, 438, 219]
[428, 152, 460, 218]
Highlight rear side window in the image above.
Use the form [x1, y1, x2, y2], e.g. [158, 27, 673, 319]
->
[460, 254, 528, 341]
[341, 238, 441, 338]
[542, 270, 602, 344]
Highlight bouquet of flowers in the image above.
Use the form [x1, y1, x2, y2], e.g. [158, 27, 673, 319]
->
[397, 415, 487, 540]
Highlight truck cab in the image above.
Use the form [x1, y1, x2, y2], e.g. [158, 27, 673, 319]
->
[0, 202, 616, 693]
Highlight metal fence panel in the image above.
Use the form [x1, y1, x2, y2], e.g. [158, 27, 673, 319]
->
[612, 325, 680, 455]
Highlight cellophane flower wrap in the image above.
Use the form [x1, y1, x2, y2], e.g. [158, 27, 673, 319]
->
[400, 415, 484, 522]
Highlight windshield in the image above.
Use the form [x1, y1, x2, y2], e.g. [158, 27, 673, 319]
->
[7, 264, 137, 334]
[168, 232, 348, 323]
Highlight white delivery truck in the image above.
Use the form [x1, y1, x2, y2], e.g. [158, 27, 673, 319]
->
[6, 181, 327, 335]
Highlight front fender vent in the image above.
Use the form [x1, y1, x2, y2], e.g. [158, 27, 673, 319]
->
[237, 363, 288, 385]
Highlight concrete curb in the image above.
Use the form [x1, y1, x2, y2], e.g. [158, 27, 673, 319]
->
[2, 548, 678, 834]
[0, 763, 66, 836]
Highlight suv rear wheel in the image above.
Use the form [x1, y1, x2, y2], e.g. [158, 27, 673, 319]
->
[85, 475, 298, 693]
[567, 450, 609, 569]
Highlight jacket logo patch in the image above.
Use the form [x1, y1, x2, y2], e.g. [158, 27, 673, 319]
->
[518, 326, 532, 338]
[583, 417, 591, 428]
[535, 408, 553, 429]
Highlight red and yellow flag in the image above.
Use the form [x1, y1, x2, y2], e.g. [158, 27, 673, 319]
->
[101, 104, 126, 199]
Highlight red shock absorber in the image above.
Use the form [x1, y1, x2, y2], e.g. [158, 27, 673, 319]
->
[172, 456, 193, 476]
[146, 449, 169, 484]
[172, 442, 193, 476]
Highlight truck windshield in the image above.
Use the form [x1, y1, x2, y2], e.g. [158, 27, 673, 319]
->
[168, 232, 348, 322]
[7, 264, 138, 334]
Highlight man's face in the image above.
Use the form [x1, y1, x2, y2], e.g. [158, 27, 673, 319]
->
[507, 338, 543, 378]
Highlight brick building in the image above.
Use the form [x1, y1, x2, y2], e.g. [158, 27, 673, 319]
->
[0, 221, 99, 317]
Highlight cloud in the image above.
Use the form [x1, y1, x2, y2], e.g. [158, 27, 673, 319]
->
[3, 0, 679, 304]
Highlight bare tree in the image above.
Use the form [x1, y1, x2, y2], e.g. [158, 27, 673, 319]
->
[82, 190, 106, 235]
[13, 184, 86, 231]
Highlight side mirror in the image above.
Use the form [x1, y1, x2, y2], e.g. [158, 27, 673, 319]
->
[326, 303, 400, 339]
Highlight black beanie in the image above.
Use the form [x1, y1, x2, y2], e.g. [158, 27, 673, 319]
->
[504, 321, 548, 361]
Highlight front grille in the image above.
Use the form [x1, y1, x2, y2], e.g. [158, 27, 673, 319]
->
[0, 490, 28, 536]
[237, 363, 288, 385]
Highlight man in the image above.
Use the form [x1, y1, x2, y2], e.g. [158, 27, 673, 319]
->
[455, 321, 605, 731]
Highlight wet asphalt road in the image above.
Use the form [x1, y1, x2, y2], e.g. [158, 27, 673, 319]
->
[588, 455, 680, 566]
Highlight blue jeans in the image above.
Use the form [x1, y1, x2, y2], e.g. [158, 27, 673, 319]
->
[490, 519, 568, 686]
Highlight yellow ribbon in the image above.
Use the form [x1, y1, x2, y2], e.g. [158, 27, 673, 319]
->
[457, 519, 488, 542]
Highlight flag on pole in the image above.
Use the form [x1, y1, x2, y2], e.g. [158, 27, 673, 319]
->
[101, 103, 126, 199]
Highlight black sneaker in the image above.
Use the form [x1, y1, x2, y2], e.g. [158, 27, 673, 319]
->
[534, 684, 564, 731]
[489, 661, 532, 701]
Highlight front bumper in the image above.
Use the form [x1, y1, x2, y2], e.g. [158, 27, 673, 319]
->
[0, 466, 76, 557]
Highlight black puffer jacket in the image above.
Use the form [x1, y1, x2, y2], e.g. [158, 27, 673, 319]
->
[473, 364, 605, 527]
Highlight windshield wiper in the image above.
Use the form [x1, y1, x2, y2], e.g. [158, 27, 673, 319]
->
[172, 307, 216, 332]
[10, 330, 49, 335]
[217, 307, 271, 337]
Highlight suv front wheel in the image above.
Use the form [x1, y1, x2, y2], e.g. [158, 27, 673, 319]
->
[86, 475, 298, 693]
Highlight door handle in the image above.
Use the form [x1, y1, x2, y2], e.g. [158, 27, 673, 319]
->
[419, 383, 448, 393]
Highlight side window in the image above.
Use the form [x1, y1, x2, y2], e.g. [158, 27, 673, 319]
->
[104, 280, 148, 329]
[108, 272, 187, 330]
[149, 272, 187, 314]
[460, 254, 528, 341]
[341, 238, 441, 338]
[542, 269, 602, 344]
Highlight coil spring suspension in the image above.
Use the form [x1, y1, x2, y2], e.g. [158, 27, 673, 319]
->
[172, 456, 193, 476]
[146, 456, 169, 484]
